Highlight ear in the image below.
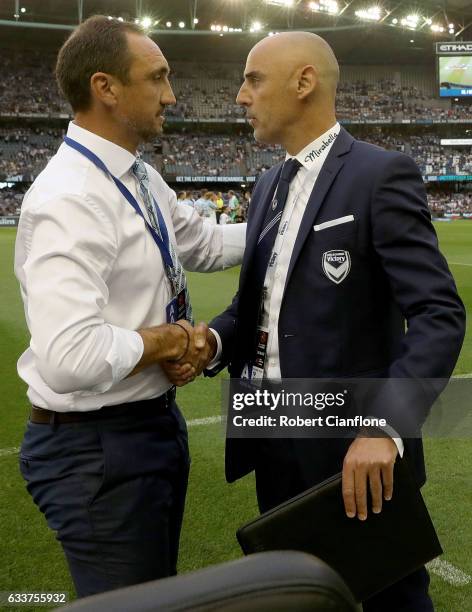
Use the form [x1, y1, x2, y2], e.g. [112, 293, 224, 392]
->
[90, 72, 120, 108]
[297, 65, 317, 100]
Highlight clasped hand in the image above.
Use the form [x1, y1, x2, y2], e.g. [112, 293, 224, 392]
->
[162, 320, 216, 386]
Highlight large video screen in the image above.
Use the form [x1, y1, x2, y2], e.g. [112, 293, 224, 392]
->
[439, 55, 472, 97]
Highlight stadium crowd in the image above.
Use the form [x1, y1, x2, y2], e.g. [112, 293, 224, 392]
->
[0, 188, 23, 216]
[2, 183, 471, 219]
[162, 135, 247, 176]
[428, 191, 472, 216]
[1, 50, 470, 217]
[1, 49, 471, 123]
[2, 128, 470, 184]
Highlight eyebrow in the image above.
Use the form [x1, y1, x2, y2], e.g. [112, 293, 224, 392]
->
[244, 70, 263, 80]
[150, 66, 170, 78]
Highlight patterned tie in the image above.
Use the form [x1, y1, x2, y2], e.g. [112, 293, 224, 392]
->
[132, 157, 193, 324]
[253, 157, 302, 291]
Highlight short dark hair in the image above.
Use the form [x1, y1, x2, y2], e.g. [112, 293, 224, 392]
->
[55, 15, 144, 112]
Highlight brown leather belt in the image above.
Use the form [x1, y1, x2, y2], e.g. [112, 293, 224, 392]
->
[30, 388, 176, 425]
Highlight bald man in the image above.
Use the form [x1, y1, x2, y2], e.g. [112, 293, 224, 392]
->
[206, 32, 465, 610]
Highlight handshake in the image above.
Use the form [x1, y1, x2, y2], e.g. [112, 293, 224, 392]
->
[161, 320, 218, 387]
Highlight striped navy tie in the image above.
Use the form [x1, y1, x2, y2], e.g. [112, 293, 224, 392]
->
[132, 157, 194, 324]
[253, 157, 302, 290]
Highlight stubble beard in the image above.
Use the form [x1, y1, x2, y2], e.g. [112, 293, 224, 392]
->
[122, 114, 161, 146]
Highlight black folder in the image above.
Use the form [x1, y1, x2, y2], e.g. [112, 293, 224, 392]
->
[237, 458, 442, 602]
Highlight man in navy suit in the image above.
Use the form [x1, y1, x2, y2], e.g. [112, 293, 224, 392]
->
[168, 32, 465, 610]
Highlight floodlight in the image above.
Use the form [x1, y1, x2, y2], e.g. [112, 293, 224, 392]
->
[265, 0, 294, 6]
[194, 18, 199, 24]
[355, 7, 381, 22]
[401, 14, 420, 29]
[309, 1, 338, 15]
[250, 21, 262, 32]
[178, 21, 185, 28]
[141, 16, 152, 28]
[166, 21, 172, 27]
[20, 7, 26, 13]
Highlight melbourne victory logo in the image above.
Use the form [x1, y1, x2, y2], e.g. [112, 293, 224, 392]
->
[322, 250, 351, 284]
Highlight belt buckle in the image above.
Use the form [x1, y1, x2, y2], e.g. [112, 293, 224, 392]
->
[48, 409, 59, 428]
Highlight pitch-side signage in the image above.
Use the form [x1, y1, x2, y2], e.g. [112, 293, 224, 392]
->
[440, 139, 472, 145]
[0, 216, 19, 227]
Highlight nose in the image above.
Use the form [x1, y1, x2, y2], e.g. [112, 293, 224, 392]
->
[236, 82, 249, 107]
[162, 82, 176, 106]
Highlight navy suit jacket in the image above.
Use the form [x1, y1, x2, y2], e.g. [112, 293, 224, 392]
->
[210, 127, 466, 486]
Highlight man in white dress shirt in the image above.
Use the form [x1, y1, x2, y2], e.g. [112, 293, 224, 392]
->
[15, 16, 244, 598]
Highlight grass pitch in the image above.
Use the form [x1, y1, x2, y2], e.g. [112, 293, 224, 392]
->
[0, 222, 471, 610]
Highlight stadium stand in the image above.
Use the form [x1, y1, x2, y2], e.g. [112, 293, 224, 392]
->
[0, 51, 471, 218]
[2, 128, 472, 180]
[1, 50, 471, 122]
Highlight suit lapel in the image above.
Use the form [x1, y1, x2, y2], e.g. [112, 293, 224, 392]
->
[284, 127, 354, 292]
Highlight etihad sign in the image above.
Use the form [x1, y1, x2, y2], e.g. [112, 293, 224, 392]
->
[436, 42, 472, 54]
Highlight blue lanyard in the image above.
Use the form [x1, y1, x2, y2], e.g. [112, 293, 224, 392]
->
[64, 136, 174, 269]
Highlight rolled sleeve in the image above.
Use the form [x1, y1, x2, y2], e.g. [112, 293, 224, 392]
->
[105, 326, 144, 385]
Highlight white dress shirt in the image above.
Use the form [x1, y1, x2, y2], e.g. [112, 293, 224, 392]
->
[262, 123, 342, 379]
[15, 122, 246, 411]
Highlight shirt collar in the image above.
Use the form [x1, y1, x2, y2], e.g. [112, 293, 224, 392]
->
[285, 122, 341, 171]
[66, 121, 137, 179]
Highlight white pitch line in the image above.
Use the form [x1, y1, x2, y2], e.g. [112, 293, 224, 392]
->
[448, 261, 472, 267]
[0, 447, 19, 458]
[187, 416, 221, 427]
[427, 559, 472, 586]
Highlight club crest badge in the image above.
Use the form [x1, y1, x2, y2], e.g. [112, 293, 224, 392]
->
[322, 250, 351, 284]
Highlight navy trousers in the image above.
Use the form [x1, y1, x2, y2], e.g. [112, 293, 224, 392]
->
[254, 439, 434, 612]
[19, 400, 190, 598]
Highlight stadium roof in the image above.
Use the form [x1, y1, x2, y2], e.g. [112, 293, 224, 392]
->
[1, 0, 471, 64]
